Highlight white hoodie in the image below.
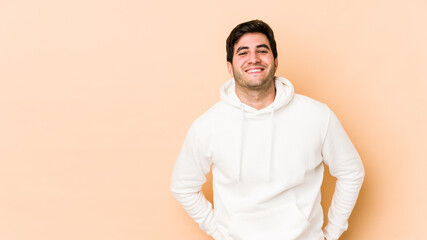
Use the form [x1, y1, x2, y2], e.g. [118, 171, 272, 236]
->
[171, 77, 365, 240]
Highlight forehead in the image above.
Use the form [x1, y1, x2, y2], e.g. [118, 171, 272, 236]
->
[234, 32, 270, 50]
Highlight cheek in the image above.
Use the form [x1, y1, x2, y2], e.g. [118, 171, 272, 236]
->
[262, 56, 275, 65]
[233, 59, 241, 67]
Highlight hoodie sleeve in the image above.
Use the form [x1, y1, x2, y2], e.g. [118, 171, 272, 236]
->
[321, 107, 365, 240]
[170, 121, 222, 239]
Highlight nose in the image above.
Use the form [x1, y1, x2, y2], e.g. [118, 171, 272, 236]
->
[248, 51, 261, 64]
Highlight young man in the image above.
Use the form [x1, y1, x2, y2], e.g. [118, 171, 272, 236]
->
[171, 20, 365, 240]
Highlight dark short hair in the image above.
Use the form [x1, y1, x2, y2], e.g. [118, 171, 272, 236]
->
[226, 20, 278, 63]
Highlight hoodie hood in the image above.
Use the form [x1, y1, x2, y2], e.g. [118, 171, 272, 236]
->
[220, 76, 295, 114]
[219, 76, 295, 182]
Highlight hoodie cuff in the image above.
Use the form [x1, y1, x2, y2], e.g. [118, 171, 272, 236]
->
[323, 223, 345, 240]
[209, 229, 224, 240]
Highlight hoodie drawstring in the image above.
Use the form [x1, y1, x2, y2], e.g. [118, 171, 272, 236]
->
[268, 106, 275, 182]
[236, 104, 245, 182]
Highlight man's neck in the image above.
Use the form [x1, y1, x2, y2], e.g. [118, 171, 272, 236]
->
[235, 83, 276, 110]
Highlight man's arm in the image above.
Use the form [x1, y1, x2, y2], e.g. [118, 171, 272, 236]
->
[170, 123, 222, 239]
[322, 108, 365, 240]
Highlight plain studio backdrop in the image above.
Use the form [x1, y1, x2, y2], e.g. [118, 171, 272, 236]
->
[0, 0, 426, 239]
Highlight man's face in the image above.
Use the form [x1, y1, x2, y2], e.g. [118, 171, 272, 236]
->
[227, 32, 278, 90]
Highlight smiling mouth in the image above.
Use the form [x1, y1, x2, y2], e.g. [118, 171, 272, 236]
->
[245, 68, 264, 74]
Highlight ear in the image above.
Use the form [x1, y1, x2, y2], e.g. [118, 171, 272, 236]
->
[274, 58, 278, 72]
[227, 61, 234, 77]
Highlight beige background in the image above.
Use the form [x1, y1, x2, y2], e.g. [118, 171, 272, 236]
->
[1, 0, 426, 239]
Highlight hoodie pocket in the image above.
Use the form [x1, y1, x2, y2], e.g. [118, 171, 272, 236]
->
[229, 202, 309, 240]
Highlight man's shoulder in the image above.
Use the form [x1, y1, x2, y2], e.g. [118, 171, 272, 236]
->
[288, 94, 332, 131]
[192, 101, 226, 127]
[185, 101, 227, 140]
[292, 94, 330, 112]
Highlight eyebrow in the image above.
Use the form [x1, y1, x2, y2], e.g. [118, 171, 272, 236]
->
[236, 44, 271, 54]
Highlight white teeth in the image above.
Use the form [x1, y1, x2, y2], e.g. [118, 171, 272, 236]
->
[247, 69, 262, 73]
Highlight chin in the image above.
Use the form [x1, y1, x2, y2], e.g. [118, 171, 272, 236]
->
[246, 81, 269, 89]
